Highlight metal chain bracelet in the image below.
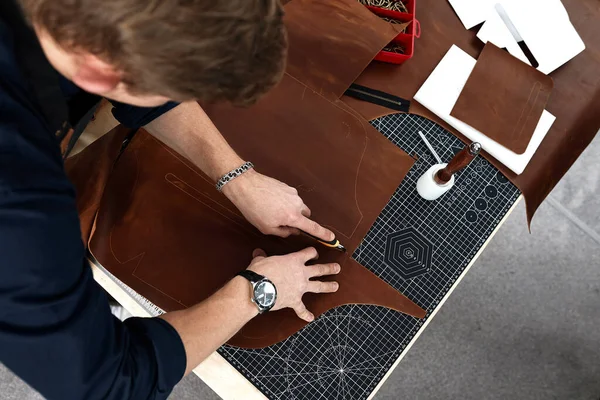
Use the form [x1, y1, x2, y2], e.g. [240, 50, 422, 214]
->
[215, 161, 255, 192]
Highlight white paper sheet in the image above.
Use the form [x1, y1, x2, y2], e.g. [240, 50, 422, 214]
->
[448, 0, 495, 29]
[476, 10, 530, 65]
[451, 0, 586, 74]
[500, 0, 586, 74]
[413, 45, 556, 175]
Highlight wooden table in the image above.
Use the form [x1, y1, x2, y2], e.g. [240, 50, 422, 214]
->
[91, 196, 521, 400]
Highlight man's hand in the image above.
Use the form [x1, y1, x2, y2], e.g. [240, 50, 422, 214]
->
[247, 247, 340, 322]
[223, 169, 335, 241]
[145, 102, 334, 241]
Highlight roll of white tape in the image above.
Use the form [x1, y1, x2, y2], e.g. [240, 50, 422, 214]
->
[417, 163, 455, 201]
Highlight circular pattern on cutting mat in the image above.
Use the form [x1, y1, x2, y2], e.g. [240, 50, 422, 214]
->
[496, 171, 510, 184]
[485, 185, 498, 198]
[475, 198, 488, 210]
[384, 227, 433, 279]
[281, 309, 402, 400]
[466, 210, 478, 223]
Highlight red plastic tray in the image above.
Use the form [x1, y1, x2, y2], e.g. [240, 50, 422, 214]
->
[365, 0, 420, 64]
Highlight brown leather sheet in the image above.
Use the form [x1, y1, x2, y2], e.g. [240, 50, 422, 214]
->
[284, 0, 401, 100]
[203, 74, 415, 251]
[341, 0, 600, 225]
[88, 75, 424, 348]
[65, 126, 132, 243]
[450, 43, 553, 155]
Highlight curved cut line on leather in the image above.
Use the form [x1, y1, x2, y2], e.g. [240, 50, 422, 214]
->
[284, 73, 367, 240]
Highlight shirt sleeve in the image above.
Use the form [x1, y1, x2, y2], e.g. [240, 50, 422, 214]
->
[109, 100, 180, 129]
[0, 75, 186, 399]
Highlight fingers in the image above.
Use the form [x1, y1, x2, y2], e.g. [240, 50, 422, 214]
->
[300, 204, 311, 218]
[285, 227, 302, 237]
[293, 216, 335, 242]
[293, 302, 314, 322]
[248, 248, 267, 266]
[271, 226, 297, 238]
[307, 280, 339, 294]
[296, 247, 319, 263]
[252, 248, 267, 258]
[306, 263, 341, 278]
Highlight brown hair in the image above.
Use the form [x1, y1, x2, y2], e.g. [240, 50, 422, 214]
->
[20, 0, 287, 105]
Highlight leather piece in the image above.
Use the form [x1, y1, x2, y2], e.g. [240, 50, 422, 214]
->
[229, 257, 426, 348]
[89, 76, 423, 348]
[65, 125, 131, 244]
[283, 0, 401, 100]
[341, 0, 600, 225]
[450, 43, 553, 155]
[204, 74, 416, 251]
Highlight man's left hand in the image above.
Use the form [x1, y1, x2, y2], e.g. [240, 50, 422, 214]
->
[222, 169, 335, 241]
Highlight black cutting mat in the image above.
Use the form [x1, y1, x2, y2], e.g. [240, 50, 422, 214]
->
[217, 114, 521, 399]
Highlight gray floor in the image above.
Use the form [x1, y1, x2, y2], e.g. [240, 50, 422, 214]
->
[2, 136, 598, 399]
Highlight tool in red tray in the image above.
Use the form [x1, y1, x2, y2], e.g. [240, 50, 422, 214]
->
[361, 0, 421, 64]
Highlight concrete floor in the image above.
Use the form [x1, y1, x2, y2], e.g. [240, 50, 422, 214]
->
[1, 129, 598, 399]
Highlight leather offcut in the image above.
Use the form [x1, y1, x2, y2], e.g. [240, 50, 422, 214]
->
[284, 0, 402, 100]
[450, 43, 553, 155]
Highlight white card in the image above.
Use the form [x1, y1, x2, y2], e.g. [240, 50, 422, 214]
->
[500, 0, 586, 74]
[451, 0, 586, 74]
[476, 10, 530, 65]
[448, 0, 495, 29]
[413, 45, 556, 175]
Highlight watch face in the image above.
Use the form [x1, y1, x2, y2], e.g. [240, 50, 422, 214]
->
[254, 281, 277, 308]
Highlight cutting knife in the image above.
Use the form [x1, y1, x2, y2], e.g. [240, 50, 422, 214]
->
[300, 230, 347, 253]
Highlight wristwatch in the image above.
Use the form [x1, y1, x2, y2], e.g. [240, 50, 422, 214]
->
[236, 270, 277, 314]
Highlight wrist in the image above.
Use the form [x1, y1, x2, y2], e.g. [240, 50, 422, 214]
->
[221, 167, 256, 198]
[212, 155, 245, 181]
[229, 275, 260, 319]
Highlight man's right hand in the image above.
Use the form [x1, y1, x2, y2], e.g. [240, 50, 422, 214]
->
[247, 247, 341, 322]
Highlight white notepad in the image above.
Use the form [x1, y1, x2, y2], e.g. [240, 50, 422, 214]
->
[450, 0, 586, 74]
[413, 45, 556, 175]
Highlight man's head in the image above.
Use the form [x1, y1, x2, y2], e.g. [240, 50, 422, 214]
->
[20, 0, 287, 107]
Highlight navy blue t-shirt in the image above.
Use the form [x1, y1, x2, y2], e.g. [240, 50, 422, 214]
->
[0, 8, 187, 400]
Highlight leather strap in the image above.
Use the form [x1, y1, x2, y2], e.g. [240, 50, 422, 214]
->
[236, 270, 265, 284]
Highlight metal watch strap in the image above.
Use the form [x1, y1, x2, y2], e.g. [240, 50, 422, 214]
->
[216, 161, 254, 192]
[237, 270, 265, 283]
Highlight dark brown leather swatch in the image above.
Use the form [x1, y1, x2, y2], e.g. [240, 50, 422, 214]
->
[450, 43, 553, 154]
[341, 0, 600, 225]
[65, 125, 132, 244]
[204, 74, 416, 251]
[89, 75, 423, 348]
[284, 0, 401, 100]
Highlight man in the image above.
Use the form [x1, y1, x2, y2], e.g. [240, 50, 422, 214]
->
[0, 0, 341, 398]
